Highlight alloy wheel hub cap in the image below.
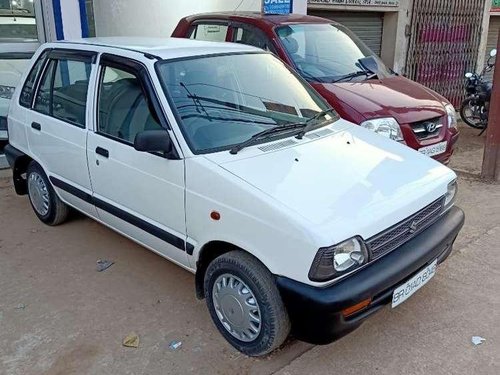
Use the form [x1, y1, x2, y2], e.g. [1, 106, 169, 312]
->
[212, 274, 261, 342]
[28, 172, 50, 216]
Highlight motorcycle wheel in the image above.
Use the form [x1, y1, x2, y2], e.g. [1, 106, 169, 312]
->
[460, 98, 487, 129]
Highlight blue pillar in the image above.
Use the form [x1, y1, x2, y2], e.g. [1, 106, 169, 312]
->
[51, 0, 90, 40]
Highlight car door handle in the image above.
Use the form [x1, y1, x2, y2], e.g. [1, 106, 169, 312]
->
[31, 122, 41, 131]
[95, 147, 109, 158]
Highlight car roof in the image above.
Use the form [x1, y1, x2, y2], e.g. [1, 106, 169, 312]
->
[53, 37, 260, 60]
[182, 11, 330, 26]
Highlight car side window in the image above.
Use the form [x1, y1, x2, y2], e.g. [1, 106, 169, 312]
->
[33, 59, 56, 116]
[189, 23, 228, 42]
[97, 65, 163, 144]
[20, 51, 48, 108]
[33, 57, 91, 127]
[232, 26, 277, 53]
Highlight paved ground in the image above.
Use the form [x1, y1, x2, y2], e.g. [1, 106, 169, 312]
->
[1, 125, 499, 375]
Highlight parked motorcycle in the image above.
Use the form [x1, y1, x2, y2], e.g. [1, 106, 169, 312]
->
[460, 48, 497, 133]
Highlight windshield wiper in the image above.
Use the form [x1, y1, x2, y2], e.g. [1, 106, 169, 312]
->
[331, 70, 369, 83]
[180, 82, 212, 121]
[229, 123, 306, 155]
[295, 108, 337, 139]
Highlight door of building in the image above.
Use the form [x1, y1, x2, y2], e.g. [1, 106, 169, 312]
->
[405, 0, 487, 107]
[307, 11, 384, 56]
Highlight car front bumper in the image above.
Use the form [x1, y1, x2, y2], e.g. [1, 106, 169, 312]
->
[275, 206, 465, 345]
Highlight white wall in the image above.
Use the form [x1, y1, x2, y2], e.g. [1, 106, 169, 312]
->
[93, 0, 308, 37]
[93, 0, 260, 37]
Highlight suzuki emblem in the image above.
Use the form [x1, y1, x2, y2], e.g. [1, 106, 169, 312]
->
[409, 221, 418, 234]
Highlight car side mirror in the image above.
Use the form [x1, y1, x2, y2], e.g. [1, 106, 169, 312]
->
[134, 130, 176, 158]
[491, 49, 497, 58]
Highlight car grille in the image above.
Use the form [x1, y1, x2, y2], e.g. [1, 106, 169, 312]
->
[410, 116, 444, 140]
[0, 116, 7, 131]
[367, 197, 445, 260]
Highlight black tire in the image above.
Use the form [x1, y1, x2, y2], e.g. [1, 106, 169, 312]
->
[26, 161, 69, 226]
[204, 250, 290, 357]
[460, 98, 487, 129]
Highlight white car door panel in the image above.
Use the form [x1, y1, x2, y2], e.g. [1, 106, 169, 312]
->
[25, 50, 97, 217]
[86, 55, 188, 267]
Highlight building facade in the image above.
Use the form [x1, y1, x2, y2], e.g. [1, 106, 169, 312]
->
[486, 0, 500, 80]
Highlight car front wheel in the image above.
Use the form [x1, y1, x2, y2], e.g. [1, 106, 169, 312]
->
[27, 161, 69, 226]
[204, 250, 290, 356]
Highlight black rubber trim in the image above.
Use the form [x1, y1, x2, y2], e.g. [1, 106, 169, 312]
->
[50, 176, 92, 203]
[4, 144, 20, 169]
[186, 243, 195, 255]
[49, 176, 191, 252]
[48, 48, 97, 63]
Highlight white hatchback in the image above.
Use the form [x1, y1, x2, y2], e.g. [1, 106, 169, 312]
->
[5, 38, 464, 356]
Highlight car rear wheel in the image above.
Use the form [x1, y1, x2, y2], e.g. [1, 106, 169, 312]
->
[204, 250, 290, 356]
[27, 161, 69, 226]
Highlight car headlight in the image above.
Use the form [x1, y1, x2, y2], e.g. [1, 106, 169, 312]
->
[0, 85, 15, 100]
[360, 117, 404, 142]
[445, 104, 458, 129]
[309, 237, 368, 282]
[444, 180, 457, 211]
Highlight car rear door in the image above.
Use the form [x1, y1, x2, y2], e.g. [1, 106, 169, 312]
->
[24, 48, 97, 217]
[86, 54, 188, 267]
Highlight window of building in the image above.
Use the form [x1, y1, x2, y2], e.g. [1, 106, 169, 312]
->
[0, 2, 38, 42]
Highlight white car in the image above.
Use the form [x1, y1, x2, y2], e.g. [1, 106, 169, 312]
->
[5, 38, 464, 356]
[0, 9, 39, 141]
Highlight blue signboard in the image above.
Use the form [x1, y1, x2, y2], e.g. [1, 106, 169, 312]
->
[263, 0, 293, 14]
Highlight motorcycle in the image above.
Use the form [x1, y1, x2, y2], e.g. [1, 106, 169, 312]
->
[460, 48, 497, 134]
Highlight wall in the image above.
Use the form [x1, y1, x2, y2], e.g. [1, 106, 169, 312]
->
[92, 0, 258, 37]
[383, 0, 412, 74]
[477, 0, 494, 73]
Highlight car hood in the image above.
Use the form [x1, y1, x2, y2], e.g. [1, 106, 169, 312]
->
[207, 121, 455, 245]
[314, 76, 448, 124]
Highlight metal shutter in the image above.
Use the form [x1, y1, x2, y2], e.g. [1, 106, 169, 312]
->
[307, 11, 384, 56]
[485, 16, 500, 81]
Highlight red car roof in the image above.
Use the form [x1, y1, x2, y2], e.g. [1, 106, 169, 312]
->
[181, 11, 331, 27]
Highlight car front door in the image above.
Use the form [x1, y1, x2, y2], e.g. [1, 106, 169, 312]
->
[25, 49, 97, 217]
[86, 54, 188, 267]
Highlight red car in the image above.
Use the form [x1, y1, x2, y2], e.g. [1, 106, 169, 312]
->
[172, 12, 459, 164]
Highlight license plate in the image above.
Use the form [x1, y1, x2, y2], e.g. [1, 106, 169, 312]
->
[418, 141, 447, 157]
[392, 260, 437, 308]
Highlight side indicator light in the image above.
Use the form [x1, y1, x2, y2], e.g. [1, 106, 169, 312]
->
[342, 298, 371, 317]
[210, 211, 221, 221]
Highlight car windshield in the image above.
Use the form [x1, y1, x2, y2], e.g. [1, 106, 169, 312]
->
[276, 23, 392, 83]
[156, 53, 336, 154]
